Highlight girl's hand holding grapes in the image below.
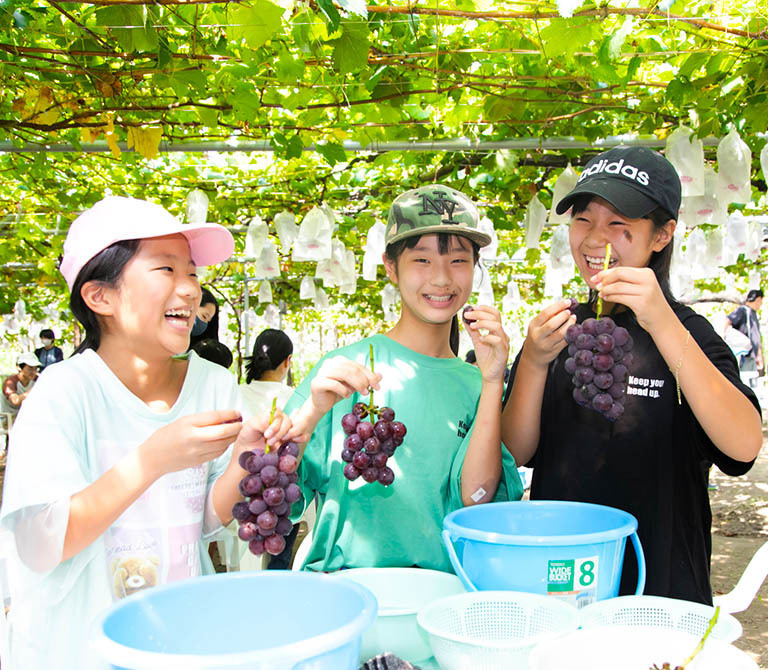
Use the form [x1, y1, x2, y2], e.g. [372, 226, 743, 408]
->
[463, 305, 510, 384]
[522, 300, 577, 370]
[309, 357, 382, 414]
[288, 357, 382, 444]
[594, 266, 673, 334]
[232, 409, 294, 468]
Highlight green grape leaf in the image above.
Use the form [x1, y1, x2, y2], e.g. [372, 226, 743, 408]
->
[228, 0, 283, 49]
[332, 20, 370, 74]
[315, 141, 348, 166]
[316, 0, 341, 32]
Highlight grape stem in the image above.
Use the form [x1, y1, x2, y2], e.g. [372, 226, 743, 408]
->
[266, 397, 277, 454]
[680, 606, 719, 668]
[596, 242, 611, 320]
[368, 343, 376, 423]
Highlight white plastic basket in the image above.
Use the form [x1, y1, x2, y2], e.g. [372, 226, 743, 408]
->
[579, 595, 742, 642]
[416, 591, 579, 670]
[529, 626, 758, 670]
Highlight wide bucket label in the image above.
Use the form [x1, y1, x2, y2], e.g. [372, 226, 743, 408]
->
[547, 556, 598, 608]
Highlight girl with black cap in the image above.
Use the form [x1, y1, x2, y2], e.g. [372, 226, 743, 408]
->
[501, 146, 762, 606]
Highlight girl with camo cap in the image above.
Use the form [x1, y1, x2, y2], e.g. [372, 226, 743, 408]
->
[282, 184, 523, 572]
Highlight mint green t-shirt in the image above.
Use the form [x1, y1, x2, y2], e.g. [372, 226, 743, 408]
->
[284, 334, 523, 572]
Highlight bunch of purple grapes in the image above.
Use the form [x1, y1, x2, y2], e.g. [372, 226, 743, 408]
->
[564, 315, 634, 421]
[339, 402, 406, 486]
[232, 442, 302, 556]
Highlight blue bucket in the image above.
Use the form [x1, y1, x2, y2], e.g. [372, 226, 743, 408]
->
[91, 571, 377, 670]
[442, 501, 645, 606]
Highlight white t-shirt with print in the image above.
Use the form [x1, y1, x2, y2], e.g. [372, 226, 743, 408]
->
[0, 349, 243, 670]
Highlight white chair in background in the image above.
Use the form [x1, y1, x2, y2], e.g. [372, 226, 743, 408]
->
[714, 540, 768, 614]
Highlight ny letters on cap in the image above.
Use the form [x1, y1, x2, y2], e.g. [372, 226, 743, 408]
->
[385, 184, 491, 248]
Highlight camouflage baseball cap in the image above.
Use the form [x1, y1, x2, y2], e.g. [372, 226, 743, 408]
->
[385, 185, 491, 248]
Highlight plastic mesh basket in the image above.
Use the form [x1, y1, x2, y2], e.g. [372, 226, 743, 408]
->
[529, 626, 757, 670]
[416, 591, 579, 670]
[578, 595, 742, 642]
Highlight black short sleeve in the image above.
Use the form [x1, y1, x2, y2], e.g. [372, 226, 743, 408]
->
[677, 307, 760, 476]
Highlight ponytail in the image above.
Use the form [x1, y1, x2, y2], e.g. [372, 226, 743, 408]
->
[245, 347, 274, 383]
[245, 328, 294, 383]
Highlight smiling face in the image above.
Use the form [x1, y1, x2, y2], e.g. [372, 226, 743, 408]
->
[569, 197, 674, 289]
[99, 234, 202, 356]
[383, 233, 476, 326]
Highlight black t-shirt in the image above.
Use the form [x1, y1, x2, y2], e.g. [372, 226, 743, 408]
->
[504, 302, 760, 604]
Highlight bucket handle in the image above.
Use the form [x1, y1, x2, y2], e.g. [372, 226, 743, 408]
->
[630, 530, 646, 595]
[442, 529, 478, 592]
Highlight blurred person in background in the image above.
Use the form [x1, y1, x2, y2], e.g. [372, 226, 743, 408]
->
[240, 328, 294, 416]
[35, 328, 64, 371]
[1, 352, 41, 419]
[191, 338, 233, 370]
[725, 289, 763, 389]
[188, 286, 220, 349]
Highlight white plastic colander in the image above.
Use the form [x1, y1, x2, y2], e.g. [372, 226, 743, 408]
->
[578, 594, 742, 642]
[416, 591, 579, 670]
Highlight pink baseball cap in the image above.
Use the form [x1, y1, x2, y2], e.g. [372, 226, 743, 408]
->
[60, 196, 235, 290]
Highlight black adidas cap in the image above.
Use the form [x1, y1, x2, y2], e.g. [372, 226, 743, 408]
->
[555, 146, 682, 220]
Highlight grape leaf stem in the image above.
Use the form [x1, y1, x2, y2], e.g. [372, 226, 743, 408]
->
[596, 242, 611, 320]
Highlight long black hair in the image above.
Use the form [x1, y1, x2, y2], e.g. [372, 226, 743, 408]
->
[384, 232, 481, 356]
[69, 240, 142, 354]
[189, 286, 220, 348]
[245, 328, 293, 383]
[570, 195, 678, 308]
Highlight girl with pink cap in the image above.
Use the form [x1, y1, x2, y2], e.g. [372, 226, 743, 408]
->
[0, 196, 293, 669]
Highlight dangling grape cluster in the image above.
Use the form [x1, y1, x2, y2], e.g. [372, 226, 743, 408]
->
[232, 442, 301, 556]
[564, 315, 634, 421]
[340, 402, 406, 486]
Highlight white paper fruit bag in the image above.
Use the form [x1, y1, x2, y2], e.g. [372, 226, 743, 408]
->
[300, 276, 317, 300]
[502, 279, 521, 313]
[549, 223, 573, 274]
[293, 206, 333, 261]
[686, 227, 707, 279]
[245, 215, 268, 259]
[313, 287, 329, 309]
[524, 193, 548, 249]
[717, 128, 752, 205]
[186, 189, 209, 223]
[666, 126, 705, 197]
[362, 221, 386, 281]
[549, 164, 579, 224]
[684, 166, 727, 228]
[274, 211, 299, 254]
[704, 226, 723, 267]
[478, 216, 499, 261]
[724, 211, 748, 265]
[253, 239, 281, 278]
[258, 280, 272, 304]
